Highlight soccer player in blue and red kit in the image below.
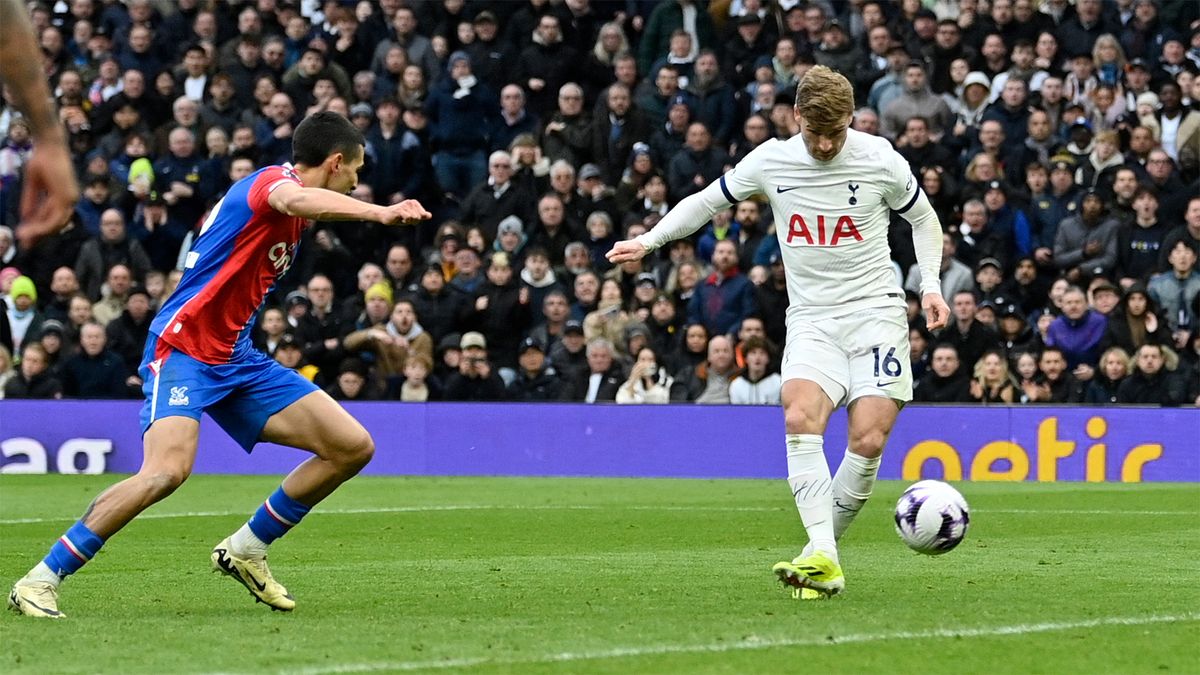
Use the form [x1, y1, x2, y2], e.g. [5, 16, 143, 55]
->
[8, 111, 431, 618]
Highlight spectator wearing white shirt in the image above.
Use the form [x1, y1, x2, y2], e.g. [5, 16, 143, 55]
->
[617, 346, 673, 404]
[730, 337, 781, 404]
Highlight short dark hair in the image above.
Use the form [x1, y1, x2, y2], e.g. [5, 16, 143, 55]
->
[1132, 186, 1158, 201]
[742, 336, 772, 358]
[292, 111, 364, 167]
[906, 115, 930, 130]
[932, 342, 959, 357]
[1170, 238, 1199, 257]
[1040, 346, 1066, 361]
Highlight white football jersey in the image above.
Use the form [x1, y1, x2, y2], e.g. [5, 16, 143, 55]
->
[720, 129, 917, 319]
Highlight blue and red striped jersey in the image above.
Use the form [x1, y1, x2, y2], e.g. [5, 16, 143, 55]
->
[150, 164, 308, 364]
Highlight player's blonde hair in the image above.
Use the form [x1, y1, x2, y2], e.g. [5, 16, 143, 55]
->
[794, 65, 854, 133]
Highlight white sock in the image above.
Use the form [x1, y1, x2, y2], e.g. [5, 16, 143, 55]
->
[27, 561, 62, 588]
[785, 433, 836, 560]
[229, 523, 269, 558]
[832, 449, 881, 540]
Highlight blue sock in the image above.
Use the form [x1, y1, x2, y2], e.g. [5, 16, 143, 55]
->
[246, 486, 311, 545]
[43, 521, 105, 578]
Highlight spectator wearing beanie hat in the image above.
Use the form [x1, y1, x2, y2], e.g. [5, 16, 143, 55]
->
[345, 282, 395, 362]
[344, 297, 433, 383]
[492, 216, 530, 266]
[5, 275, 43, 352]
[425, 50, 494, 200]
[349, 102, 373, 132]
[1134, 91, 1162, 140]
[648, 95, 692, 167]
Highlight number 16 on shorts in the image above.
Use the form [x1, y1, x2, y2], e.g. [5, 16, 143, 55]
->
[871, 346, 906, 398]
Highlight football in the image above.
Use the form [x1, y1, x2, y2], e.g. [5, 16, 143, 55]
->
[894, 480, 970, 555]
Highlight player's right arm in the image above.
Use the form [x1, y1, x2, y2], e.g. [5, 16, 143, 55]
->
[607, 142, 771, 264]
[267, 182, 431, 225]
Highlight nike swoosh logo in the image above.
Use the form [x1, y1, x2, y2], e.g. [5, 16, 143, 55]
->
[876, 380, 900, 388]
[776, 185, 803, 193]
[215, 548, 266, 591]
[833, 499, 861, 514]
[245, 572, 267, 592]
[24, 598, 63, 616]
[12, 591, 62, 616]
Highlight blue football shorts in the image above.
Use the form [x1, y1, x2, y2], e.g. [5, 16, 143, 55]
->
[138, 334, 319, 452]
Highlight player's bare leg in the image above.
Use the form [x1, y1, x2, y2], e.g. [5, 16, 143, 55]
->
[772, 379, 845, 598]
[213, 390, 374, 611]
[10, 417, 199, 618]
[831, 396, 901, 540]
[81, 417, 202, 537]
[263, 391, 376, 505]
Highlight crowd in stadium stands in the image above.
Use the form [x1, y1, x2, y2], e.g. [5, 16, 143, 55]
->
[1, 0, 1199, 407]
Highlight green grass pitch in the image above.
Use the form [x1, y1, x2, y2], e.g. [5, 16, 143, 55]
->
[1, 475, 1198, 674]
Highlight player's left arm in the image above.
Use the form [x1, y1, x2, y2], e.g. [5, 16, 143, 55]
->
[884, 152, 949, 330]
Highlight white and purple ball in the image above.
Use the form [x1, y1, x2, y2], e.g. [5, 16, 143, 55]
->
[894, 480, 970, 555]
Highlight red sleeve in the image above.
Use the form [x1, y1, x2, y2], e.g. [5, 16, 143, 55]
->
[246, 166, 302, 215]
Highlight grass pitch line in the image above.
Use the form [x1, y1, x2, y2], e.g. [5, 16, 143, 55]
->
[1, 504, 1194, 525]
[273, 612, 1200, 674]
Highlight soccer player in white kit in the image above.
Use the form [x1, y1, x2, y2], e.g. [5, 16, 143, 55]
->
[607, 66, 950, 598]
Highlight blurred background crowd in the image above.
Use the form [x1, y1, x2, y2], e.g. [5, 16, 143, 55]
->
[0, 0, 1198, 406]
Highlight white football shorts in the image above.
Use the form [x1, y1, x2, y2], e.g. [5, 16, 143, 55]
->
[781, 304, 912, 408]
